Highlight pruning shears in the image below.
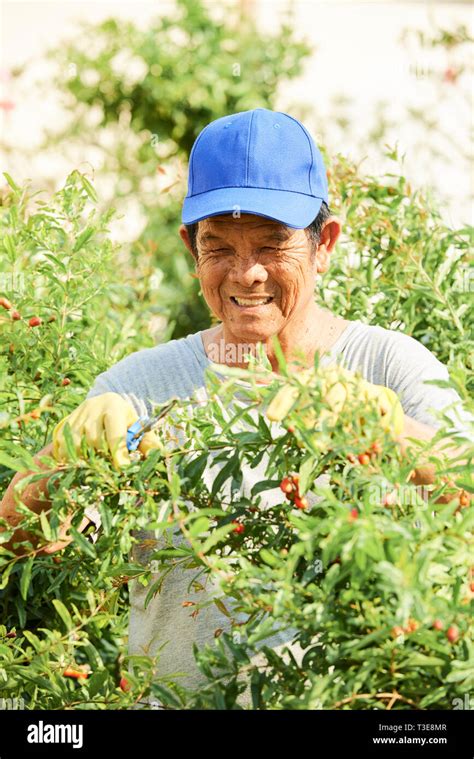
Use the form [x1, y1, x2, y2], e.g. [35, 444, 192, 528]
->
[126, 399, 177, 452]
[80, 399, 178, 545]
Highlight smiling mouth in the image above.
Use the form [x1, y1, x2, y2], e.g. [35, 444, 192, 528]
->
[230, 296, 274, 307]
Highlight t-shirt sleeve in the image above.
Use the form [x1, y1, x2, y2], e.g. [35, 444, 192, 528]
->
[85, 351, 157, 418]
[84, 337, 208, 418]
[383, 332, 473, 438]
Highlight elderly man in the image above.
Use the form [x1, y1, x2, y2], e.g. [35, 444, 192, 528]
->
[0, 108, 471, 705]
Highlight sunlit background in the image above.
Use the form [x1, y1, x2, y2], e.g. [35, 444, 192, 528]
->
[1, 1, 472, 238]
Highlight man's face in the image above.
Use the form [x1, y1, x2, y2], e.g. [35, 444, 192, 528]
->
[183, 214, 330, 343]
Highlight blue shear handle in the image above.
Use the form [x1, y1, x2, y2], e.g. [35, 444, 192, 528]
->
[126, 416, 150, 452]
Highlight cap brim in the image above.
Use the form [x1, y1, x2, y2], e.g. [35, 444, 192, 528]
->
[182, 187, 325, 229]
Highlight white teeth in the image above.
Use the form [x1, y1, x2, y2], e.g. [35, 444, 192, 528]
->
[233, 297, 271, 306]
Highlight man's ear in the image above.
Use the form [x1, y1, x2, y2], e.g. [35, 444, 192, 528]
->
[179, 224, 198, 263]
[314, 216, 342, 274]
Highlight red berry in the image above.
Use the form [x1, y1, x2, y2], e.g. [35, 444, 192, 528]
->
[119, 676, 131, 692]
[294, 495, 308, 510]
[349, 507, 359, 520]
[470, 582, 474, 593]
[358, 453, 371, 466]
[11, 310, 21, 320]
[0, 297, 12, 310]
[459, 491, 469, 507]
[391, 626, 404, 638]
[63, 667, 89, 679]
[406, 618, 418, 633]
[28, 316, 42, 328]
[443, 67, 458, 84]
[280, 477, 294, 495]
[432, 619, 443, 631]
[231, 520, 245, 534]
[370, 440, 383, 455]
[446, 625, 459, 643]
[287, 425, 295, 434]
[61, 377, 71, 386]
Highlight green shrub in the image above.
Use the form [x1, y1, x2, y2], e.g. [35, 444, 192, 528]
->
[0, 167, 472, 709]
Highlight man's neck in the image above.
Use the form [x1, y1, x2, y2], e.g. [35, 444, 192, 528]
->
[202, 305, 349, 374]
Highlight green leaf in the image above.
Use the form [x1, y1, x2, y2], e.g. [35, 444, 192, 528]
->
[150, 683, 183, 709]
[69, 526, 96, 558]
[3, 172, 20, 192]
[22, 630, 42, 652]
[86, 669, 109, 698]
[211, 451, 239, 497]
[108, 563, 147, 577]
[201, 523, 235, 554]
[0, 562, 14, 590]
[251, 479, 281, 496]
[188, 516, 210, 538]
[144, 576, 165, 610]
[98, 502, 112, 536]
[271, 333, 287, 374]
[39, 510, 52, 541]
[52, 599, 73, 630]
[62, 422, 78, 462]
[79, 175, 98, 203]
[73, 227, 94, 253]
[221, 632, 250, 664]
[402, 653, 446, 668]
[298, 455, 317, 495]
[257, 413, 272, 440]
[184, 452, 208, 481]
[213, 598, 231, 618]
[0, 451, 29, 473]
[2, 233, 17, 258]
[20, 555, 34, 600]
[259, 548, 279, 567]
[20, 671, 58, 694]
[220, 402, 260, 436]
[454, 479, 474, 494]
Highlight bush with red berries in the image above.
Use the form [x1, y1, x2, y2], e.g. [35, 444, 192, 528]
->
[0, 162, 472, 711]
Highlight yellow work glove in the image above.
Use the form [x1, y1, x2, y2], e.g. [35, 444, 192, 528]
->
[52, 392, 162, 469]
[266, 364, 404, 439]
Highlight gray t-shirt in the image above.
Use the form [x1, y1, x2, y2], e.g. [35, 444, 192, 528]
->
[85, 319, 473, 707]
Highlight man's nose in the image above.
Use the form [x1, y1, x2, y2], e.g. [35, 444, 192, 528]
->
[228, 256, 269, 288]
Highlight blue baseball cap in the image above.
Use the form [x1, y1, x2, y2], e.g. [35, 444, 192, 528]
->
[182, 107, 328, 230]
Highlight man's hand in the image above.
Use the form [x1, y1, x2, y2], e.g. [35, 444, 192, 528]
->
[52, 392, 162, 469]
[266, 364, 404, 440]
[398, 414, 472, 497]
